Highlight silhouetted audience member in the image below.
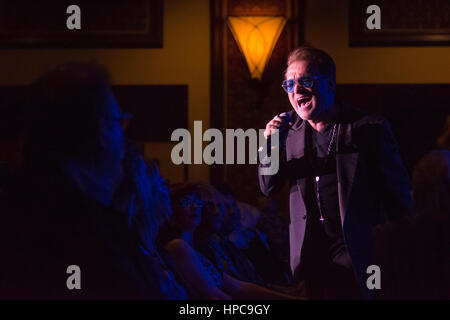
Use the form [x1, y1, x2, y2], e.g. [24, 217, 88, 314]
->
[214, 183, 241, 237]
[0, 162, 7, 195]
[0, 94, 25, 172]
[113, 142, 187, 299]
[228, 201, 256, 249]
[191, 182, 265, 286]
[230, 201, 292, 286]
[0, 63, 161, 299]
[437, 115, 450, 150]
[256, 196, 290, 263]
[158, 183, 303, 300]
[373, 149, 450, 299]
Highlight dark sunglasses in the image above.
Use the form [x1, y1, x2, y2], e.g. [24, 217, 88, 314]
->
[175, 195, 205, 208]
[282, 75, 327, 93]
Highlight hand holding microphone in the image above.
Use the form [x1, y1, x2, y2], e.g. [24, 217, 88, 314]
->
[259, 112, 293, 159]
[264, 112, 293, 139]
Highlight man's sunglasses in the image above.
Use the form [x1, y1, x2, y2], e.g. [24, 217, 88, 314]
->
[282, 75, 327, 93]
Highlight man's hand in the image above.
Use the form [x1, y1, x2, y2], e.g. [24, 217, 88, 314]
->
[264, 112, 293, 139]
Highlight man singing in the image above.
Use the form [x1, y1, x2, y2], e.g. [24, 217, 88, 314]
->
[258, 47, 412, 299]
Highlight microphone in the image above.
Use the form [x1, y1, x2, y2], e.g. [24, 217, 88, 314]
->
[258, 112, 292, 162]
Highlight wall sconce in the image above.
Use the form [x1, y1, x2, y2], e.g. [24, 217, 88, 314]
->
[228, 16, 286, 80]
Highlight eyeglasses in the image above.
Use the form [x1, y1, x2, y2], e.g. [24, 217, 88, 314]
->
[281, 75, 327, 93]
[174, 195, 205, 208]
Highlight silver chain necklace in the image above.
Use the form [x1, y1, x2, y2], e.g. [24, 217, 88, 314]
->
[314, 123, 337, 223]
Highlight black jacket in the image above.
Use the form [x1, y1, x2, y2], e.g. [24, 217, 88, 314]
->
[258, 102, 413, 298]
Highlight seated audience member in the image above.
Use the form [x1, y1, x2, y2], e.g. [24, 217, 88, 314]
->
[0, 63, 160, 299]
[373, 149, 450, 299]
[228, 201, 258, 249]
[191, 182, 265, 285]
[214, 183, 241, 237]
[437, 115, 450, 150]
[0, 162, 7, 196]
[215, 185, 279, 285]
[158, 183, 304, 300]
[230, 201, 292, 286]
[409, 149, 450, 298]
[0, 99, 26, 201]
[256, 196, 290, 263]
[112, 142, 187, 299]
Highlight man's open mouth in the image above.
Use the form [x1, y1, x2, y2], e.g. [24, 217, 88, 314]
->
[297, 96, 312, 108]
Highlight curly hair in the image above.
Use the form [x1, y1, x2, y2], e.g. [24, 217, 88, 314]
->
[24, 62, 111, 159]
[116, 141, 171, 250]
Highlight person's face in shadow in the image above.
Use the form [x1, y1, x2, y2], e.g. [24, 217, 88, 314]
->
[221, 194, 241, 234]
[201, 194, 227, 234]
[171, 194, 204, 233]
[98, 87, 125, 185]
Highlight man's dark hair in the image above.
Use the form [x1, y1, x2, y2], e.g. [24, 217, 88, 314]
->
[286, 46, 336, 83]
[24, 62, 112, 160]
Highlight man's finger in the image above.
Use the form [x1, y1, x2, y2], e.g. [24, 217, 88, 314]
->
[268, 124, 280, 130]
[270, 120, 282, 126]
[273, 115, 283, 122]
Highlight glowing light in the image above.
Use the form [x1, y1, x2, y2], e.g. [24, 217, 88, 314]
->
[228, 16, 286, 80]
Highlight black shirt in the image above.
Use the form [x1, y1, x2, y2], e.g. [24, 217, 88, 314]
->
[299, 120, 353, 275]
